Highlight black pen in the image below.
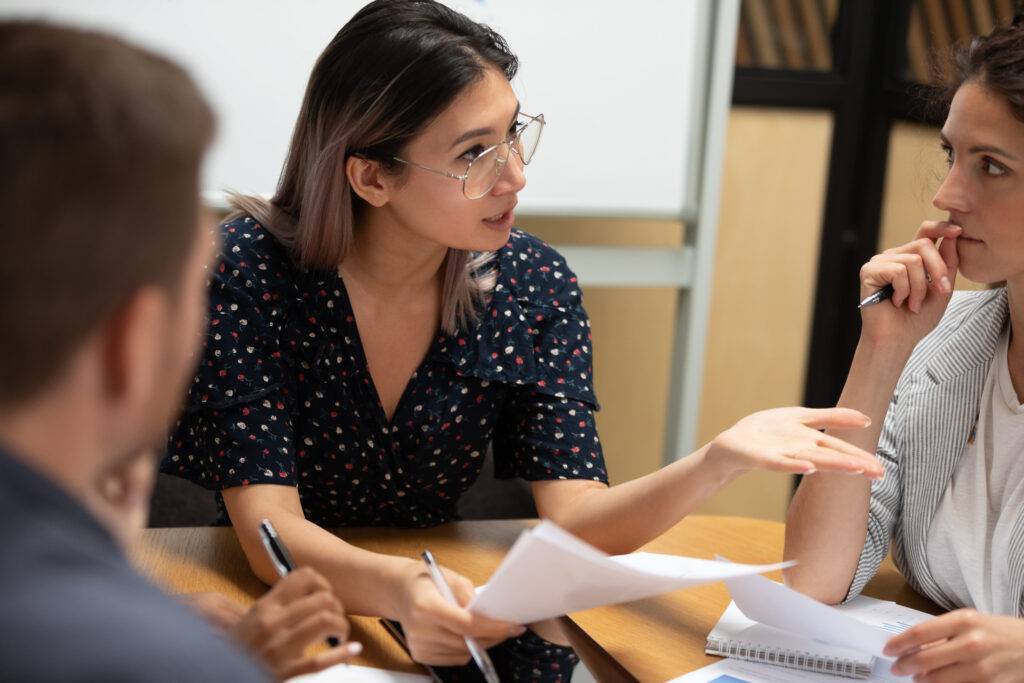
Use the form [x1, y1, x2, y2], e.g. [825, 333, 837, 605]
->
[858, 283, 894, 309]
[379, 618, 443, 682]
[258, 519, 340, 648]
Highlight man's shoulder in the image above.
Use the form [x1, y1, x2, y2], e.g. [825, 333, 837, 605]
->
[0, 535, 268, 682]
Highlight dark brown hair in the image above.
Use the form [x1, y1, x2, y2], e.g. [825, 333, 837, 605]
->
[944, 14, 1024, 120]
[231, 0, 518, 334]
[0, 21, 215, 405]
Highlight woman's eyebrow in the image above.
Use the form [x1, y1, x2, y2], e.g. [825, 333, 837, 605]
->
[448, 101, 521, 150]
[969, 144, 1018, 160]
[940, 131, 1018, 160]
[450, 126, 494, 149]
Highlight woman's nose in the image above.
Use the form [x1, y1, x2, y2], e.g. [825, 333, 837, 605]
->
[492, 149, 526, 195]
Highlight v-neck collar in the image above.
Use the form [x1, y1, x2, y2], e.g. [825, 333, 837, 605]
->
[330, 270, 446, 429]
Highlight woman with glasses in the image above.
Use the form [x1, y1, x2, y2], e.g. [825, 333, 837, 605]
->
[164, 1, 881, 679]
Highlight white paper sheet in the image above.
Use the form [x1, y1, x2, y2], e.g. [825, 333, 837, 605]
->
[467, 521, 792, 624]
[725, 572, 933, 660]
[286, 663, 431, 682]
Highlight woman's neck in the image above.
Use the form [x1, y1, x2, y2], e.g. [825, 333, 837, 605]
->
[341, 209, 447, 300]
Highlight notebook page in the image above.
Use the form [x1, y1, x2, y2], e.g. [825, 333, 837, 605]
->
[837, 598, 933, 635]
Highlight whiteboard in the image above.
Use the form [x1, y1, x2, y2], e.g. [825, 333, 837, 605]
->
[1, 0, 707, 216]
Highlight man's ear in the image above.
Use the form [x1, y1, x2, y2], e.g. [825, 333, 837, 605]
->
[92, 450, 157, 549]
[346, 155, 391, 208]
[99, 286, 168, 411]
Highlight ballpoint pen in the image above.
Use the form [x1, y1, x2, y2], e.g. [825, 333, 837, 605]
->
[421, 549, 500, 683]
[378, 618, 443, 682]
[258, 519, 341, 648]
[858, 283, 895, 309]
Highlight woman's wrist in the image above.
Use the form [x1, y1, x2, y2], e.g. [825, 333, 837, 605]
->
[689, 442, 744, 489]
[850, 336, 914, 384]
[378, 555, 423, 620]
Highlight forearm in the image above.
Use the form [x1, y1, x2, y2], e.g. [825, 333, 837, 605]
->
[544, 445, 740, 555]
[784, 339, 909, 602]
[225, 491, 416, 618]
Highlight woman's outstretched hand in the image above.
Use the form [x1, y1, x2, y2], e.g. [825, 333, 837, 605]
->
[707, 407, 883, 479]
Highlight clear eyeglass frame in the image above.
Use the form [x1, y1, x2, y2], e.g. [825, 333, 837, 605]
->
[393, 112, 545, 200]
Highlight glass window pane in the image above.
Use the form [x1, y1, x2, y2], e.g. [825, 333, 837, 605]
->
[903, 0, 1017, 84]
[736, 0, 841, 71]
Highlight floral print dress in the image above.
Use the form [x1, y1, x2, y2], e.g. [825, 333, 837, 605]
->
[164, 216, 609, 681]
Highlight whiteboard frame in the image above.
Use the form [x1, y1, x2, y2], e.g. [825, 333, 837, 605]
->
[664, 0, 741, 461]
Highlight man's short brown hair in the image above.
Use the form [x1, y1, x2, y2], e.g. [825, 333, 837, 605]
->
[0, 21, 215, 405]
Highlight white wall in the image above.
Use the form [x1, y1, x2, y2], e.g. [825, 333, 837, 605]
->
[2, 0, 707, 216]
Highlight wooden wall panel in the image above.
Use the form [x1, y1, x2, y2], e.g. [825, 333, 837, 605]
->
[695, 107, 834, 520]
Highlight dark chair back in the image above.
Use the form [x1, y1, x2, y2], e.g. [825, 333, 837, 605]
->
[149, 449, 537, 527]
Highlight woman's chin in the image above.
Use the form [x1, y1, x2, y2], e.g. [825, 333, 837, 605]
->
[470, 225, 513, 252]
[956, 261, 1004, 287]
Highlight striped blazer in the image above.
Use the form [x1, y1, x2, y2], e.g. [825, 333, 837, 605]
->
[846, 287, 1024, 617]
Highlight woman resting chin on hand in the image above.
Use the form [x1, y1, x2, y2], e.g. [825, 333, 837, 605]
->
[785, 17, 1024, 683]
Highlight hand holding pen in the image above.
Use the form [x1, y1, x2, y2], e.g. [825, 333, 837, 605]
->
[388, 551, 523, 674]
[251, 520, 362, 677]
[421, 550, 501, 683]
[856, 221, 960, 345]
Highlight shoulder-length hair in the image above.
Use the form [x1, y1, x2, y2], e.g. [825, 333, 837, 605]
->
[230, 0, 518, 333]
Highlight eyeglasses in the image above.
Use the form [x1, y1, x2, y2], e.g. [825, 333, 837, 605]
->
[393, 112, 545, 200]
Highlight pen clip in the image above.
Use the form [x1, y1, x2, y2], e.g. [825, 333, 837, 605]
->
[258, 519, 295, 577]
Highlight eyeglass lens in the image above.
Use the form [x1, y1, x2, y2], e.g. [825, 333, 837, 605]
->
[463, 116, 543, 199]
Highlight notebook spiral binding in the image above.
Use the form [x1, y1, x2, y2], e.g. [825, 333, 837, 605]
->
[706, 637, 872, 679]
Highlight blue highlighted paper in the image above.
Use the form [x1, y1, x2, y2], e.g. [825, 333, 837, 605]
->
[709, 676, 751, 683]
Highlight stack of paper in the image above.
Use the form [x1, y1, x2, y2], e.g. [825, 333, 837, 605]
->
[468, 520, 792, 624]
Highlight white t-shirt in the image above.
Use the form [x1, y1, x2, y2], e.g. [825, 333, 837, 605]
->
[925, 329, 1024, 615]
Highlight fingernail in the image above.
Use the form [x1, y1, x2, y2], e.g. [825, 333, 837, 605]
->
[511, 626, 527, 637]
[862, 416, 872, 427]
[346, 641, 363, 656]
[804, 465, 817, 474]
[941, 276, 951, 293]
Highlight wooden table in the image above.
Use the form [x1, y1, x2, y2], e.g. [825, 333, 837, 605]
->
[134, 517, 939, 682]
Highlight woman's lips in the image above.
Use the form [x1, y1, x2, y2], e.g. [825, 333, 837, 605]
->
[482, 208, 515, 232]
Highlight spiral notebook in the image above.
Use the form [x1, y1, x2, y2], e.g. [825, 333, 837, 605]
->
[705, 596, 931, 679]
[707, 601, 874, 678]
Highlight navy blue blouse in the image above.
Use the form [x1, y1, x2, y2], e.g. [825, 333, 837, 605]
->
[163, 216, 607, 528]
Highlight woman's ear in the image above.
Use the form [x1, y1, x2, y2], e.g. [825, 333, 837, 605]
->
[345, 156, 390, 208]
